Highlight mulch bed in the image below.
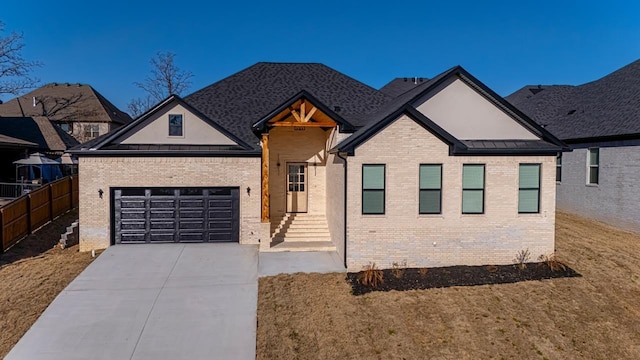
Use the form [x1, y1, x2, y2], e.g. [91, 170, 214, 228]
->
[346, 262, 581, 295]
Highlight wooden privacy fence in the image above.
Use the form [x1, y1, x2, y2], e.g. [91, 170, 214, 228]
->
[0, 175, 79, 253]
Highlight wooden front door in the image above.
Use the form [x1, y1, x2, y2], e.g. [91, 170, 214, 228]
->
[286, 163, 308, 213]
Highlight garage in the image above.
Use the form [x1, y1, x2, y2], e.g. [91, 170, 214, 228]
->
[113, 187, 240, 244]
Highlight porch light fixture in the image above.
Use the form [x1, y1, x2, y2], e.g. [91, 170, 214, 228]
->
[246, 187, 251, 196]
[98, 189, 104, 199]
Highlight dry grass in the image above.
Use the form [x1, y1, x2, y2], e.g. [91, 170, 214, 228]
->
[257, 212, 640, 359]
[0, 209, 99, 358]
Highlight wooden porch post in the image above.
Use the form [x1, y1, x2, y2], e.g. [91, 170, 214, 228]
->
[261, 133, 270, 223]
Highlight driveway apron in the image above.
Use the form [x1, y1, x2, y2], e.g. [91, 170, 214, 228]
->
[5, 243, 258, 360]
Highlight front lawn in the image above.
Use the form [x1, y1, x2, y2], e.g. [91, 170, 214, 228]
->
[257, 212, 640, 359]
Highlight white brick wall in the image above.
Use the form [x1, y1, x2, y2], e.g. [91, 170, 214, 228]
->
[78, 156, 261, 251]
[326, 129, 347, 261]
[346, 114, 556, 270]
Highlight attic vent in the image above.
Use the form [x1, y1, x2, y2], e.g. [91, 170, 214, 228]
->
[567, 109, 576, 115]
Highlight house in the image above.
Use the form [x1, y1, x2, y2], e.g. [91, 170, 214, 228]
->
[69, 62, 565, 270]
[0, 116, 78, 181]
[0, 83, 132, 143]
[506, 59, 640, 234]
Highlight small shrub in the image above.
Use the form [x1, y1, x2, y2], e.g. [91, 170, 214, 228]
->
[538, 253, 567, 272]
[513, 249, 531, 270]
[391, 260, 407, 279]
[419, 267, 428, 278]
[358, 262, 384, 287]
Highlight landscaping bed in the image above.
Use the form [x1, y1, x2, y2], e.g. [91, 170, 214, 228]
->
[347, 261, 580, 295]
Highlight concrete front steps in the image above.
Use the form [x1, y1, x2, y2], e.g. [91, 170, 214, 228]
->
[265, 213, 336, 252]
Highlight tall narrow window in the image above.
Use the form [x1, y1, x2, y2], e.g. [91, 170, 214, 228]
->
[588, 148, 599, 185]
[419, 164, 442, 214]
[556, 153, 562, 182]
[169, 114, 183, 136]
[462, 164, 485, 214]
[519, 164, 541, 214]
[362, 164, 385, 214]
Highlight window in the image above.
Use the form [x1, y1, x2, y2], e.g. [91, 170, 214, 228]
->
[556, 153, 562, 182]
[169, 114, 183, 136]
[519, 164, 541, 213]
[362, 164, 385, 214]
[59, 123, 71, 133]
[588, 148, 599, 185]
[462, 164, 485, 214]
[419, 164, 442, 214]
[83, 125, 99, 138]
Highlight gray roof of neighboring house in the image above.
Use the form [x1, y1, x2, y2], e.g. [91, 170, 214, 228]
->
[0, 83, 132, 125]
[0, 117, 79, 152]
[379, 77, 430, 98]
[0, 134, 38, 148]
[506, 59, 640, 141]
[184, 62, 393, 149]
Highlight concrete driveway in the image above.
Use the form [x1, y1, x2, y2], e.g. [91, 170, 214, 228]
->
[5, 244, 258, 360]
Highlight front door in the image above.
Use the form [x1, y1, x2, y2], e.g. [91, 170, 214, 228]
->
[286, 163, 308, 213]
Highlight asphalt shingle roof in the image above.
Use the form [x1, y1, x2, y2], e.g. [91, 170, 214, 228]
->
[184, 62, 393, 149]
[379, 77, 430, 98]
[0, 117, 79, 151]
[0, 83, 132, 125]
[506, 59, 640, 141]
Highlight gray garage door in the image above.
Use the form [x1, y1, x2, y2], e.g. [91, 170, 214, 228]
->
[113, 187, 239, 244]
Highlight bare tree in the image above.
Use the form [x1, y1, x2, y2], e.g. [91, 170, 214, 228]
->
[127, 52, 193, 117]
[0, 21, 40, 96]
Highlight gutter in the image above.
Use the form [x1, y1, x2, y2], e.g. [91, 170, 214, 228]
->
[337, 152, 348, 268]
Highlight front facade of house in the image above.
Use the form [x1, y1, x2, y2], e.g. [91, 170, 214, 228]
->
[71, 63, 565, 270]
[507, 60, 640, 234]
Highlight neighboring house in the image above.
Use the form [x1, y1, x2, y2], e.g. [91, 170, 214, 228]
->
[0, 83, 132, 143]
[69, 62, 565, 270]
[506, 59, 640, 234]
[0, 116, 79, 181]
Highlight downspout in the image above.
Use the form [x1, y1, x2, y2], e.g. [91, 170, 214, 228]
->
[337, 152, 348, 268]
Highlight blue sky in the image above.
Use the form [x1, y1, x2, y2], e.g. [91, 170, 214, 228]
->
[2, 0, 639, 111]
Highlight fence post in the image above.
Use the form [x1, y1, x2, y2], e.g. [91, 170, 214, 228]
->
[48, 184, 54, 222]
[0, 209, 4, 253]
[27, 194, 32, 234]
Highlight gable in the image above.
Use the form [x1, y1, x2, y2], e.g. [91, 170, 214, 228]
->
[117, 102, 238, 146]
[415, 77, 539, 140]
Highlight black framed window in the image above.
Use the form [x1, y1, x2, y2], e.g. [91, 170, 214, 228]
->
[519, 164, 541, 214]
[556, 153, 562, 182]
[169, 114, 183, 136]
[462, 164, 485, 214]
[588, 148, 599, 184]
[362, 164, 385, 214]
[419, 164, 442, 214]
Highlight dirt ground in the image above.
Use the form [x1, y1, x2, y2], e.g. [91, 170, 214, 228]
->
[257, 212, 640, 360]
[0, 209, 99, 358]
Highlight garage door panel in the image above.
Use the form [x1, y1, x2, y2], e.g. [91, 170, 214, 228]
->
[150, 232, 175, 242]
[150, 200, 175, 208]
[180, 220, 204, 229]
[120, 233, 146, 243]
[114, 187, 239, 244]
[180, 210, 205, 218]
[121, 200, 145, 208]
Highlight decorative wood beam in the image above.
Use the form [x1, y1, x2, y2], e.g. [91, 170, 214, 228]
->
[300, 100, 306, 122]
[303, 106, 317, 122]
[270, 122, 336, 127]
[289, 106, 302, 122]
[261, 133, 270, 223]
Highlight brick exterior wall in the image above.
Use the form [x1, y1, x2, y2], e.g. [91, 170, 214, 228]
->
[78, 156, 261, 251]
[326, 129, 348, 261]
[557, 145, 640, 233]
[345, 115, 556, 271]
